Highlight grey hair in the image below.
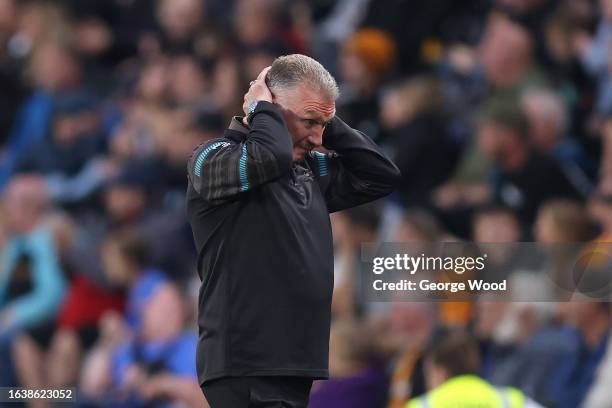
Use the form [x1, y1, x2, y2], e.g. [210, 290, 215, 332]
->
[267, 54, 339, 101]
[521, 89, 568, 135]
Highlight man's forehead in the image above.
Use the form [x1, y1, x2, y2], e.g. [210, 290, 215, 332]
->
[302, 100, 336, 119]
[294, 85, 336, 118]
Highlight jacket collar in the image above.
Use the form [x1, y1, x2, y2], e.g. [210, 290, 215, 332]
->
[225, 116, 249, 143]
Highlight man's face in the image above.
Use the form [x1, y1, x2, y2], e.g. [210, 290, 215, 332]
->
[477, 122, 509, 161]
[273, 84, 336, 161]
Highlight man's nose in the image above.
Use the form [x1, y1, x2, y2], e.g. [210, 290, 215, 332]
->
[307, 129, 324, 148]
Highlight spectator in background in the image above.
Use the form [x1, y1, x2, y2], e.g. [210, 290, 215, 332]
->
[479, 12, 549, 95]
[108, 284, 205, 408]
[81, 282, 205, 408]
[79, 230, 168, 400]
[472, 205, 521, 243]
[0, 0, 27, 146]
[394, 209, 452, 243]
[149, 107, 226, 205]
[233, 0, 292, 52]
[16, 91, 113, 206]
[480, 200, 596, 405]
[393, 209, 470, 328]
[0, 176, 67, 396]
[434, 97, 582, 236]
[471, 204, 558, 351]
[1, 39, 85, 189]
[546, 301, 610, 408]
[67, 161, 194, 285]
[16, 228, 166, 402]
[167, 55, 211, 107]
[331, 201, 382, 319]
[574, 0, 612, 115]
[521, 88, 595, 195]
[108, 57, 173, 164]
[583, 308, 612, 408]
[534, 199, 594, 296]
[478, 98, 582, 229]
[15, 211, 124, 390]
[100, 230, 167, 334]
[385, 303, 437, 408]
[309, 319, 388, 408]
[337, 27, 397, 139]
[380, 76, 461, 207]
[406, 330, 525, 408]
[154, 0, 205, 55]
[407, 329, 539, 408]
[534, 199, 594, 243]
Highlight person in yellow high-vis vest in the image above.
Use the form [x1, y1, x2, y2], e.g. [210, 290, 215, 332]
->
[406, 329, 543, 408]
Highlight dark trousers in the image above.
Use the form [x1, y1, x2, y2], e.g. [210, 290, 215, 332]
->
[202, 376, 313, 408]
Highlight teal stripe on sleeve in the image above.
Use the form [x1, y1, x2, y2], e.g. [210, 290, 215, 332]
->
[239, 144, 250, 191]
[194, 142, 230, 177]
[314, 151, 328, 176]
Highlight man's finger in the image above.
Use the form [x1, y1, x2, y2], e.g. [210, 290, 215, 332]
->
[257, 66, 272, 82]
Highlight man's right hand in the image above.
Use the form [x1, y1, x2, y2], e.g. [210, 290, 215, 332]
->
[243, 66, 273, 118]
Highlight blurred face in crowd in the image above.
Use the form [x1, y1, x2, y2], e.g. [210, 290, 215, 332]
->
[234, 0, 278, 46]
[563, 302, 609, 334]
[535, 201, 592, 242]
[104, 185, 146, 224]
[477, 122, 509, 161]
[141, 284, 184, 341]
[168, 56, 207, 105]
[0, 0, 16, 34]
[424, 358, 449, 390]
[137, 59, 169, 103]
[603, 0, 612, 21]
[339, 49, 370, 89]
[474, 299, 512, 340]
[473, 212, 520, 243]
[386, 303, 434, 347]
[479, 15, 533, 88]
[380, 89, 406, 130]
[158, 0, 203, 41]
[30, 42, 81, 91]
[2, 176, 48, 234]
[522, 92, 565, 152]
[534, 210, 559, 243]
[274, 84, 336, 161]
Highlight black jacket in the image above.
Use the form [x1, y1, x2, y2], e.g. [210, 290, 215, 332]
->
[186, 101, 399, 385]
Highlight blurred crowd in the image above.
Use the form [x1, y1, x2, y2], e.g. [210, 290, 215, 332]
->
[0, 0, 611, 407]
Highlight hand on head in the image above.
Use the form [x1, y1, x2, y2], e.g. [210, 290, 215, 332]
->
[242, 66, 273, 117]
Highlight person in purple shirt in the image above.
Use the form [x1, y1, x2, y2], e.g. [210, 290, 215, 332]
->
[309, 320, 388, 408]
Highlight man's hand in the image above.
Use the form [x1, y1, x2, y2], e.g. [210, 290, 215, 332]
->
[243, 66, 273, 119]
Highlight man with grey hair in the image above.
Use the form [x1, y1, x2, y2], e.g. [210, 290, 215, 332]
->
[186, 54, 399, 407]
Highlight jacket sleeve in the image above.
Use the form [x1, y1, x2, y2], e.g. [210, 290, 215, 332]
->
[187, 102, 293, 204]
[314, 116, 401, 213]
